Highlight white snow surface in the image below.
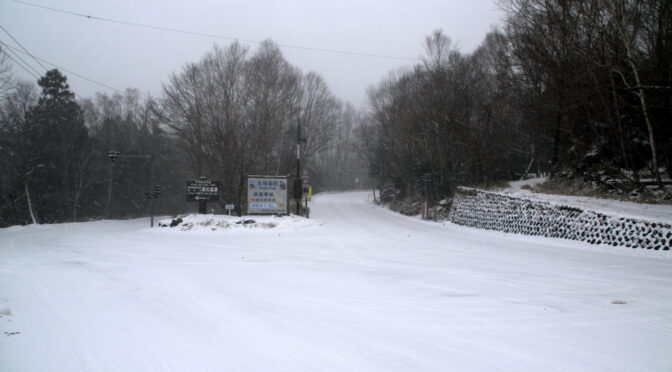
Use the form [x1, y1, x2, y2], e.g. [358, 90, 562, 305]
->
[502, 178, 672, 224]
[1, 191, 671, 371]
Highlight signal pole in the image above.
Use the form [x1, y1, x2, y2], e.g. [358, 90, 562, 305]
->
[296, 118, 302, 215]
[149, 155, 154, 227]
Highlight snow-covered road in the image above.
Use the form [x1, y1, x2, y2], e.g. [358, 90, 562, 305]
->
[1, 191, 671, 371]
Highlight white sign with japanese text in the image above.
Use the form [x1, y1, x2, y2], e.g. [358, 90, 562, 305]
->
[247, 176, 288, 214]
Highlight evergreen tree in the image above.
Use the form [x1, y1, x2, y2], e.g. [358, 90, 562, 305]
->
[25, 69, 91, 222]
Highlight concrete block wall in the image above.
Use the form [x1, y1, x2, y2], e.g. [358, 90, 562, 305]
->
[447, 187, 671, 250]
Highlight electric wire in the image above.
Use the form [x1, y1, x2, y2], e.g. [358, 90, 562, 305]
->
[0, 44, 39, 79]
[1, 49, 38, 79]
[4, 42, 158, 109]
[11, 0, 420, 62]
[0, 23, 49, 71]
[0, 40, 40, 76]
[2, 43, 125, 94]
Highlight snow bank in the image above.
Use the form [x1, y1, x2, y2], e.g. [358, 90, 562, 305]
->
[156, 214, 321, 232]
[448, 187, 671, 251]
[502, 177, 672, 224]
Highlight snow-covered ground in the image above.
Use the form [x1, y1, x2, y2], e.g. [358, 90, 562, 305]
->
[1, 191, 671, 371]
[156, 213, 322, 232]
[503, 178, 672, 224]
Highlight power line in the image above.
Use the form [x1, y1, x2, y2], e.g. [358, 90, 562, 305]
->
[1, 48, 38, 79]
[2, 43, 125, 94]
[0, 40, 41, 77]
[11, 0, 420, 62]
[4, 42, 158, 108]
[0, 44, 39, 79]
[0, 23, 49, 71]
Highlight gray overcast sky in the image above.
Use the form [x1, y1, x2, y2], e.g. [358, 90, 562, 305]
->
[1, 0, 504, 106]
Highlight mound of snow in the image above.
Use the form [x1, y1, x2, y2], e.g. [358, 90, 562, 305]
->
[501, 177, 672, 224]
[157, 214, 321, 232]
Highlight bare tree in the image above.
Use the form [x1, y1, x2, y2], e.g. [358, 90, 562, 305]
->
[298, 72, 340, 164]
[0, 49, 13, 98]
[0, 81, 38, 224]
[161, 40, 341, 211]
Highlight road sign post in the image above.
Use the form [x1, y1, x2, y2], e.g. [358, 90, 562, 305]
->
[301, 171, 310, 218]
[225, 204, 235, 216]
[186, 177, 220, 214]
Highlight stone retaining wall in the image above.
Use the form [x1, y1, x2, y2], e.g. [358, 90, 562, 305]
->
[447, 187, 671, 250]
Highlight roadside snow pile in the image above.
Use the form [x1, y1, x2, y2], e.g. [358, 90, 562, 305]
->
[157, 214, 320, 232]
[448, 187, 671, 251]
[502, 177, 671, 224]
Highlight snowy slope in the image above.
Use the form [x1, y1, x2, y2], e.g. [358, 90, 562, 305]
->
[1, 191, 671, 371]
[502, 178, 672, 224]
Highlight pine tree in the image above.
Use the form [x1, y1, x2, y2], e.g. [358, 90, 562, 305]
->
[25, 69, 90, 222]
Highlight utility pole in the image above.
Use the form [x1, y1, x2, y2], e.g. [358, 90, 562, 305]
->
[422, 172, 432, 219]
[424, 174, 428, 219]
[106, 156, 113, 218]
[295, 118, 302, 216]
[149, 155, 155, 227]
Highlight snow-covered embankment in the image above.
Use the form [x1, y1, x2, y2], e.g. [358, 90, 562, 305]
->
[448, 187, 671, 250]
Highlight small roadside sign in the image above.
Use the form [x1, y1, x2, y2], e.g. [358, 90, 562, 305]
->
[225, 204, 235, 216]
[301, 171, 310, 194]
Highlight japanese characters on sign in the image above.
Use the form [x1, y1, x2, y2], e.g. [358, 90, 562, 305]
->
[186, 178, 220, 202]
[247, 176, 288, 215]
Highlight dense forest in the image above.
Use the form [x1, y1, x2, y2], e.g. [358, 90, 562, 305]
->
[0, 41, 368, 226]
[1, 0, 670, 226]
[364, 0, 671, 203]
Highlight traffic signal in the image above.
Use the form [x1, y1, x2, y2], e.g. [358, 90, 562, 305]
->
[146, 186, 161, 199]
